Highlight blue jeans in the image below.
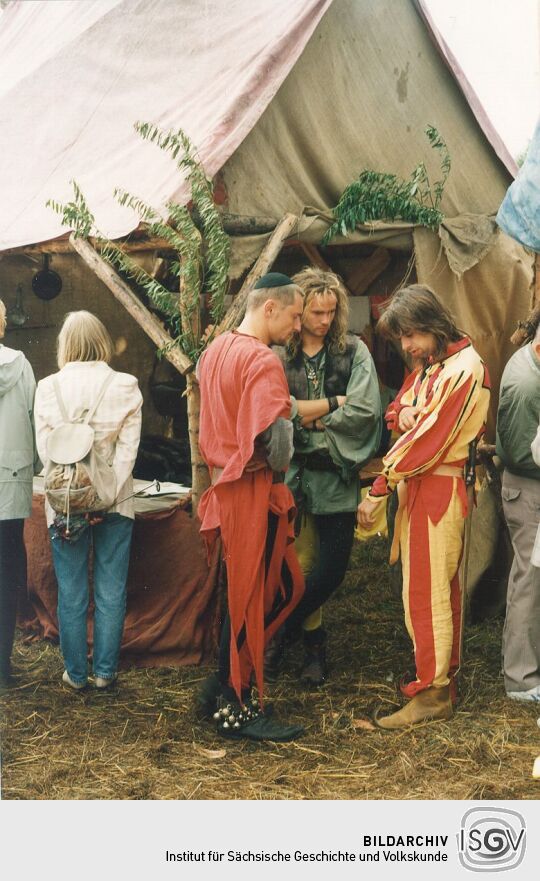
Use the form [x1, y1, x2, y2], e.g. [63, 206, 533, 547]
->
[50, 513, 133, 684]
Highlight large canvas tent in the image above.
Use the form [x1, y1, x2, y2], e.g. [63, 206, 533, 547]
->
[0, 0, 534, 418]
[0, 0, 534, 626]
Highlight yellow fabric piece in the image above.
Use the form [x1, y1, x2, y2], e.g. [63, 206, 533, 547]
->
[355, 486, 388, 541]
[294, 513, 323, 632]
[303, 608, 323, 632]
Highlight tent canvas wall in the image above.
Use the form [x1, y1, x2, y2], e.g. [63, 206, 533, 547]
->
[0, 0, 533, 428]
[0, 0, 534, 618]
[218, 0, 534, 430]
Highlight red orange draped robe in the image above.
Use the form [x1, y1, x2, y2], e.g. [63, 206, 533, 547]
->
[197, 332, 304, 701]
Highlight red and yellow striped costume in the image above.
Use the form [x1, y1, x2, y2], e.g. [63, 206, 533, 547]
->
[367, 339, 490, 695]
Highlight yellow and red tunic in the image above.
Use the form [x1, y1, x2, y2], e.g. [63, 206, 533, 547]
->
[367, 338, 490, 694]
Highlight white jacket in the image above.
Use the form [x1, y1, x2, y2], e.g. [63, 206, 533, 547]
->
[35, 361, 143, 526]
[0, 344, 37, 520]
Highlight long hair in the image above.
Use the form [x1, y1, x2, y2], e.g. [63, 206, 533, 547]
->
[0, 300, 6, 338]
[57, 311, 114, 368]
[377, 284, 463, 359]
[287, 267, 349, 357]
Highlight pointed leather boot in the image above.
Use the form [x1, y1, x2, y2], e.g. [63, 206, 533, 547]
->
[300, 628, 327, 687]
[264, 629, 286, 682]
[374, 685, 453, 730]
[400, 673, 459, 706]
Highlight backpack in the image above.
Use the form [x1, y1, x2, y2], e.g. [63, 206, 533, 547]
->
[44, 372, 118, 524]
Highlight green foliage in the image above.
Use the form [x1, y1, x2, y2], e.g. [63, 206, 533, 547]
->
[47, 186, 181, 335]
[134, 122, 230, 331]
[47, 125, 230, 362]
[322, 126, 451, 245]
[47, 182, 96, 239]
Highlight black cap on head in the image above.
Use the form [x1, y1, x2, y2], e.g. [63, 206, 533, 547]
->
[253, 272, 295, 290]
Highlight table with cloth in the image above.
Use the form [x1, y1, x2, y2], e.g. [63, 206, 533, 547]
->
[17, 479, 220, 667]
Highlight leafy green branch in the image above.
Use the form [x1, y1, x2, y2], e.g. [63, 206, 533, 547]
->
[135, 122, 230, 323]
[47, 125, 230, 362]
[322, 126, 451, 245]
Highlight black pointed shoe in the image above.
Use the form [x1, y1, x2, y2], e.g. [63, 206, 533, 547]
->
[214, 698, 304, 742]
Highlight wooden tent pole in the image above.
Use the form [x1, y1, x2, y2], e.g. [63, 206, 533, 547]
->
[4, 214, 280, 257]
[69, 234, 193, 375]
[179, 266, 209, 516]
[216, 212, 298, 335]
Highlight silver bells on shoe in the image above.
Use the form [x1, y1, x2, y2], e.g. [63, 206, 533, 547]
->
[213, 699, 260, 731]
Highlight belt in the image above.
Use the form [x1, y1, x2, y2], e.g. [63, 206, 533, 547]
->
[294, 451, 341, 474]
[430, 465, 463, 478]
[211, 465, 284, 485]
[389, 464, 464, 564]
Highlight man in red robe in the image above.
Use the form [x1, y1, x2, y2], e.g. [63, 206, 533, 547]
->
[197, 273, 306, 741]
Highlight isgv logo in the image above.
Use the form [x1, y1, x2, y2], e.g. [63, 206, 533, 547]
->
[458, 807, 526, 872]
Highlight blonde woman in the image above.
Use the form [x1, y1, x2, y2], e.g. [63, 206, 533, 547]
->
[34, 311, 142, 690]
[0, 300, 37, 687]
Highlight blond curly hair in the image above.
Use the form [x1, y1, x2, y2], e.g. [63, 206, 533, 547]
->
[287, 266, 349, 357]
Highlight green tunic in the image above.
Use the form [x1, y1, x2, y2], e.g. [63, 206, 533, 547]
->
[285, 340, 381, 514]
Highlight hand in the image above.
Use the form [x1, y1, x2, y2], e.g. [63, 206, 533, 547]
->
[244, 453, 267, 472]
[357, 497, 379, 529]
[398, 406, 419, 432]
[85, 513, 105, 526]
[337, 395, 347, 407]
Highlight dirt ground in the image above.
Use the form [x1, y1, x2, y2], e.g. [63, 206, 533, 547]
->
[1, 538, 539, 800]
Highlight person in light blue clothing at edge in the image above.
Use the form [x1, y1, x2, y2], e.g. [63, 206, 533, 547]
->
[0, 299, 38, 688]
[34, 311, 142, 691]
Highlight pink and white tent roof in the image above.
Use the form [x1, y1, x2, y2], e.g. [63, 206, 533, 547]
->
[0, 0, 515, 252]
[0, 0, 331, 250]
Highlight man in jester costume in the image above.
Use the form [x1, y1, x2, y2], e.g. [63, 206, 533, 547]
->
[358, 285, 490, 729]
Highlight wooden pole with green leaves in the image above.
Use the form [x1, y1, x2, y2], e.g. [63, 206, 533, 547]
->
[51, 123, 231, 517]
[69, 234, 193, 375]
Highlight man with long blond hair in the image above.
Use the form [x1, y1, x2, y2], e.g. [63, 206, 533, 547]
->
[268, 267, 381, 685]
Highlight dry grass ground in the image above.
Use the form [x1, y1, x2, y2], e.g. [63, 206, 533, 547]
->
[1, 538, 539, 800]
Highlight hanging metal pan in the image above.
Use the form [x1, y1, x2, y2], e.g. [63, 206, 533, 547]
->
[32, 254, 62, 300]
